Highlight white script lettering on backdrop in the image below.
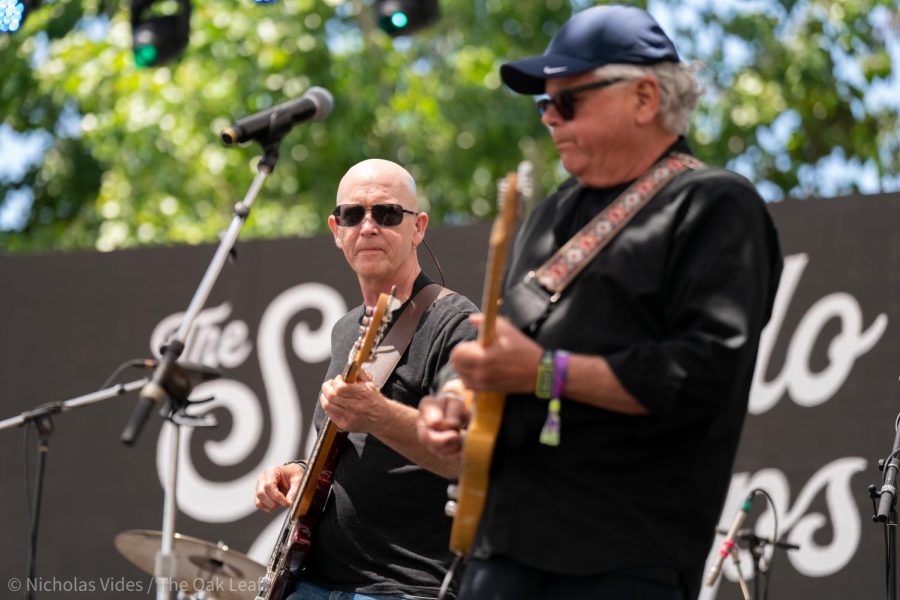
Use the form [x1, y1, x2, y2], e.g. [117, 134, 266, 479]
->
[150, 283, 347, 526]
[701, 253, 888, 599]
[147, 255, 889, 591]
[750, 253, 887, 414]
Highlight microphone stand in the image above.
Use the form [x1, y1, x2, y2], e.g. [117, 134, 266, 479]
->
[0, 378, 149, 600]
[869, 410, 900, 600]
[118, 132, 289, 600]
[734, 529, 800, 600]
[714, 526, 800, 600]
[727, 549, 751, 600]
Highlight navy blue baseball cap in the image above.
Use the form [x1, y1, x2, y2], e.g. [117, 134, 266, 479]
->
[500, 5, 680, 95]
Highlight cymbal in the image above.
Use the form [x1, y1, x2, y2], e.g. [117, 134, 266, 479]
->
[114, 529, 265, 600]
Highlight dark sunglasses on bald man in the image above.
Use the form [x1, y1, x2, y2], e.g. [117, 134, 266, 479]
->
[535, 77, 627, 121]
[332, 203, 418, 227]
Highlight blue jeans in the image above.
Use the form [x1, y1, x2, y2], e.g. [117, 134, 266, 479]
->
[286, 580, 434, 600]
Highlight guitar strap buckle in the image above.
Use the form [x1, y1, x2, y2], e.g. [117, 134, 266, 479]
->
[503, 271, 557, 334]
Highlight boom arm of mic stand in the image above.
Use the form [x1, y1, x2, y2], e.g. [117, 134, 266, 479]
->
[117, 136, 285, 593]
[0, 377, 149, 600]
[118, 143, 280, 448]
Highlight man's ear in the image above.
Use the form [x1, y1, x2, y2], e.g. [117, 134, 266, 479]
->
[413, 211, 429, 247]
[633, 77, 661, 126]
[328, 215, 342, 249]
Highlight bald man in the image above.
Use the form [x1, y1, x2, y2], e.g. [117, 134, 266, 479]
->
[255, 159, 476, 599]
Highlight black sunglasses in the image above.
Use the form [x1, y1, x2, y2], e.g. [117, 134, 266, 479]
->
[535, 78, 627, 121]
[332, 203, 418, 227]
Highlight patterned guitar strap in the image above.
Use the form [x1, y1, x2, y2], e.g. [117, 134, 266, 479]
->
[533, 152, 705, 294]
[525, 151, 706, 445]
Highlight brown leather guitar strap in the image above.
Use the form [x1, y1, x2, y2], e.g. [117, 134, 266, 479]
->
[366, 283, 455, 387]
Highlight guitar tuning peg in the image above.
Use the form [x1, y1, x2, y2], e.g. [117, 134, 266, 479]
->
[444, 500, 457, 517]
[496, 177, 509, 201]
[516, 160, 534, 200]
[447, 483, 459, 500]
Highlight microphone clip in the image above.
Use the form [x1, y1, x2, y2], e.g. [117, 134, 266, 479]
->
[120, 342, 221, 445]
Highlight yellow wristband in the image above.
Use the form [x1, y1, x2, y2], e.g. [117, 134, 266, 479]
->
[535, 350, 554, 399]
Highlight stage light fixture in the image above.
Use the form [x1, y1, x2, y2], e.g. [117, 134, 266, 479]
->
[375, 0, 439, 37]
[0, 0, 38, 33]
[131, 0, 191, 68]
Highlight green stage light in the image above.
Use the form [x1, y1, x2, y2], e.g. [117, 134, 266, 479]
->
[375, 0, 438, 37]
[131, 0, 191, 68]
[133, 44, 158, 68]
[390, 11, 408, 29]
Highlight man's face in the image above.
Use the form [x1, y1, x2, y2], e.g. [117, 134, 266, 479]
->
[541, 72, 639, 187]
[328, 170, 426, 283]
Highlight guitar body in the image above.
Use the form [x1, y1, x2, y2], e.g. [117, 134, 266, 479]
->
[448, 163, 532, 557]
[449, 390, 505, 554]
[255, 293, 393, 600]
[258, 427, 347, 600]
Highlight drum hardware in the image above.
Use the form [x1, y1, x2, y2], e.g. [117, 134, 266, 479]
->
[115, 529, 265, 600]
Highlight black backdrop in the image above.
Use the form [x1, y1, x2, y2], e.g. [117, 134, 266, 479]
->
[1, 193, 898, 599]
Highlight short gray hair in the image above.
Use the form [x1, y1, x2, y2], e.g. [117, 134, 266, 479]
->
[593, 62, 704, 135]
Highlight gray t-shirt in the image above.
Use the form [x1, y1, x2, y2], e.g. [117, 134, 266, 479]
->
[303, 274, 477, 598]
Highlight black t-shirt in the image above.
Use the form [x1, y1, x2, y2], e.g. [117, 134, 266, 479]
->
[474, 142, 783, 599]
[303, 273, 477, 598]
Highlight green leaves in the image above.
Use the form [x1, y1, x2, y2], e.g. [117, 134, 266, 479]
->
[0, 0, 897, 253]
[682, 0, 899, 197]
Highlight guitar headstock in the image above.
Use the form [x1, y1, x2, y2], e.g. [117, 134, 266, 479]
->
[345, 286, 397, 382]
[516, 160, 534, 205]
[491, 161, 534, 246]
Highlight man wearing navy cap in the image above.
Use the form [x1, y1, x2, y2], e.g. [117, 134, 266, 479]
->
[418, 5, 783, 599]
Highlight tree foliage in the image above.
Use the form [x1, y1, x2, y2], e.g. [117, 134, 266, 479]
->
[0, 0, 897, 253]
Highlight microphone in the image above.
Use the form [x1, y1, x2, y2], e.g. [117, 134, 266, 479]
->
[220, 86, 333, 145]
[705, 491, 757, 586]
[135, 358, 221, 398]
[120, 350, 221, 446]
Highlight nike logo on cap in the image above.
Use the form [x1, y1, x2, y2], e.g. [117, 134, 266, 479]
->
[542, 66, 568, 75]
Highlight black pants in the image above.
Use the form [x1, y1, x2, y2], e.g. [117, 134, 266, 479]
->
[458, 556, 686, 600]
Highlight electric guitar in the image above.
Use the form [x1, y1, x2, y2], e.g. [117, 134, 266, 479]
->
[447, 163, 532, 556]
[254, 290, 394, 600]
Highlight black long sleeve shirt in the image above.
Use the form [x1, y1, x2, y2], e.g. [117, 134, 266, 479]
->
[474, 142, 783, 599]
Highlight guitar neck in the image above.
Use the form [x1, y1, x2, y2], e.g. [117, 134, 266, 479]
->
[288, 298, 389, 519]
[256, 293, 394, 598]
[478, 173, 518, 347]
[289, 415, 344, 520]
[478, 251, 504, 347]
